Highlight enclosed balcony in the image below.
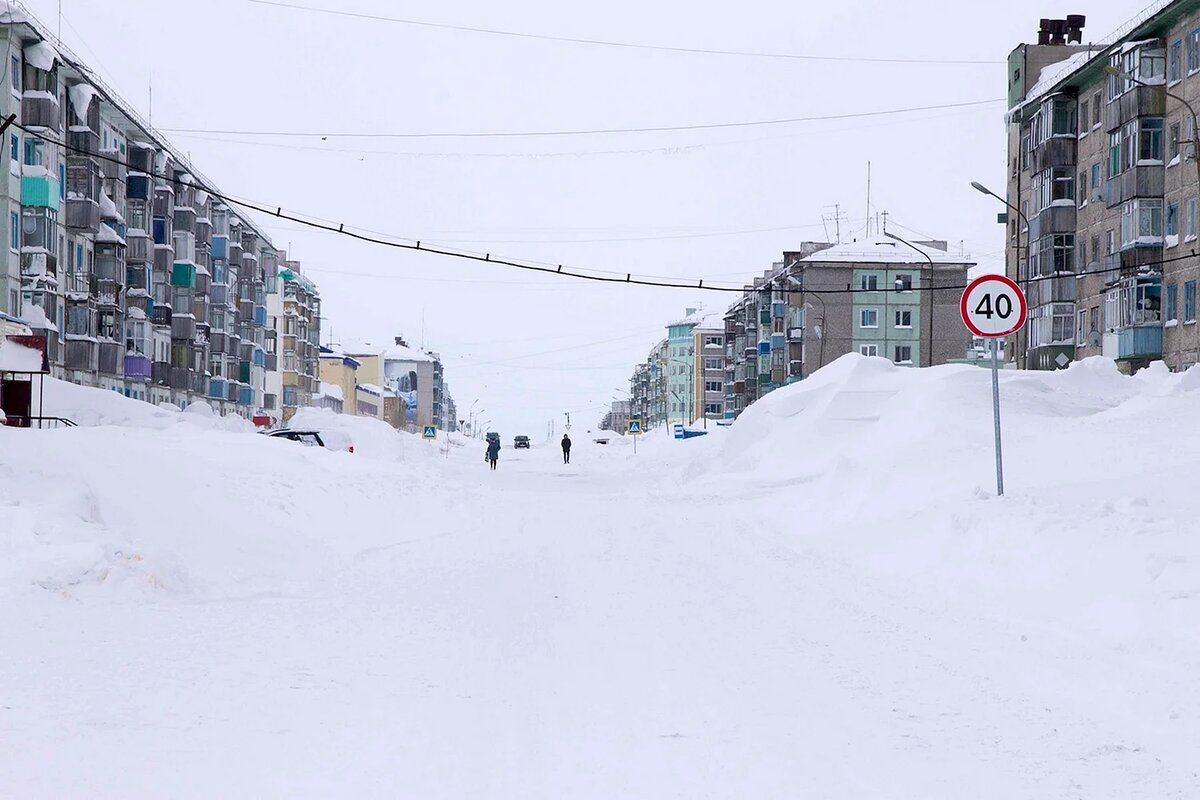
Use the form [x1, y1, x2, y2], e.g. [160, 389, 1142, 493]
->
[124, 353, 152, 381]
[98, 342, 122, 376]
[65, 339, 98, 371]
[21, 91, 60, 130]
[172, 314, 197, 341]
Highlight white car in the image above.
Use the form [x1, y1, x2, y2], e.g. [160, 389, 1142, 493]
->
[261, 428, 354, 453]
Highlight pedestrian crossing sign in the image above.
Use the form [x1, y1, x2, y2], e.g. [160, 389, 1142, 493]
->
[628, 419, 642, 435]
[422, 425, 437, 439]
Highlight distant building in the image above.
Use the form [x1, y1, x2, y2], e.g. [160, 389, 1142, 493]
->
[317, 347, 360, 416]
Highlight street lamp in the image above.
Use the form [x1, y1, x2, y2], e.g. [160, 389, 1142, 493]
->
[883, 230, 935, 367]
[971, 180, 1031, 366]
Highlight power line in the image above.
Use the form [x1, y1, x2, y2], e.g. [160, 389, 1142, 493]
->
[246, 0, 1005, 65]
[155, 98, 1004, 139]
[26, 119, 1199, 297]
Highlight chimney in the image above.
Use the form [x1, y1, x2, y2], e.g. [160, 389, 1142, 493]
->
[685, 307, 697, 316]
[1038, 19, 1052, 45]
[394, 336, 407, 347]
[1066, 14, 1086, 44]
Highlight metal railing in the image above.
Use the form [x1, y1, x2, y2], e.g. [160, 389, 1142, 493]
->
[3, 415, 77, 429]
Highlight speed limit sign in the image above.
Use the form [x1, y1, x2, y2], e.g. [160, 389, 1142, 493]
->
[960, 274, 1027, 338]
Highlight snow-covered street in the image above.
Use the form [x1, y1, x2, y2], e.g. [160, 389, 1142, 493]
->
[3, 357, 1199, 798]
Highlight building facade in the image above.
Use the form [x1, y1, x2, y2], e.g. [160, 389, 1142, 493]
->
[1006, 5, 1200, 372]
[0, 7, 316, 420]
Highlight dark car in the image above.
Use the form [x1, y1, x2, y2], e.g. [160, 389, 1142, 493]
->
[514, 435, 531, 449]
[261, 428, 355, 453]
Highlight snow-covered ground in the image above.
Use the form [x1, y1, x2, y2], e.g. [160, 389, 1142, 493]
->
[2, 357, 1198, 798]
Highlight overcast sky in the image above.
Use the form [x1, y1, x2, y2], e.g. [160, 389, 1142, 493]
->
[34, 0, 1142, 437]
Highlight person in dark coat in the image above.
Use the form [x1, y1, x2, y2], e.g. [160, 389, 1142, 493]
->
[561, 433, 572, 464]
[487, 438, 501, 470]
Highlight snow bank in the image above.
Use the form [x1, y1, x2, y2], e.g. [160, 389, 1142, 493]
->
[35, 377, 252, 432]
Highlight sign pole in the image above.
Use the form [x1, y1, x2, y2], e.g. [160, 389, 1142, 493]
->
[990, 336, 1004, 497]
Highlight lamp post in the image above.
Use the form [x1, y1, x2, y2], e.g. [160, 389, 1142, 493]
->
[883, 230, 935, 367]
[972, 180, 1031, 366]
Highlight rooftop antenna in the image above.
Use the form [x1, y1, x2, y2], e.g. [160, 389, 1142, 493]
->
[865, 161, 872, 236]
[834, 203, 842, 243]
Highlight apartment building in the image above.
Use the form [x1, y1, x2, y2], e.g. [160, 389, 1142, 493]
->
[0, 7, 304, 418]
[628, 338, 668, 431]
[1006, 5, 1200, 372]
[724, 237, 973, 420]
[318, 346, 360, 416]
[692, 319, 725, 424]
[663, 308, 722, 426]
[339, 336, 451, 432]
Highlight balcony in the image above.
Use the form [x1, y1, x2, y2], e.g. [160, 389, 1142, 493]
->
[171, 261, 197, 288]
[172, 314, 197, 341]
[66, 198, 101, 231]
[191, 372, 208, 396]
[152, 305, 172, 327]
[125, 354, 152, 380]
[208, 378, 227, 401]
[65, 339, 98, 371]
[98, 342, 122, 376]
[21, 91, 60, 130]
[152, 361, 171, 386]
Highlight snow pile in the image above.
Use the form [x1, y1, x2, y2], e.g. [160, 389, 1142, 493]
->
[22, 40, 58, 72]
[2, 354, 1200, 796]
[67, 82, 97, 121]
[34, 377, 252, 432]
[0, 336, 44, 372]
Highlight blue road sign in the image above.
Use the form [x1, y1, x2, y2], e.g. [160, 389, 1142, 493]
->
[422, 425, 438, 439]
[628, 419, 642, 435]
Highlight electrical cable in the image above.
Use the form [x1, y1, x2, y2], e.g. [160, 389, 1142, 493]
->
[155, 98, 1004, 139]
[26, 118, 1200, 298]
[245, 0, 1004, 65]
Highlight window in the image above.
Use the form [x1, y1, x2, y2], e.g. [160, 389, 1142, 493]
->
[1168, 202, 1179, 237]
[1091, 162, 1100, 195]
[1109, 131, 1120, 178]
[21, 207, 57, 253]
[895, 273, 913, 292]
[1079, 99, 1089, 134]
[705, 403, 722, 415]
[8, 289, 17, 317]
[8, 134, 15, 163]
[1093, 91, 1101, 127]
[704, 335, 721, 346]
[9, 55, 17, 91]
[1140, 118, 1164, 162]
[1170, 122, 1182, 161]
[1078, 237, 1087, 266]
[1033, 167, 1075, 210]
[1167, 283, 1178, 321]
[1090, 235, 1100, 264]
[1106, 229, 1115, 255]
[8, 210, 16, 252]
[859, 344, 878, 357]
[1077, 309, 1086, 342]
[1189, 198, 1199, 241]
[893, 345, 912, 364]
[1031, 233, 1075, 276]
[1190, 28, 1200, 74]
[1120, 199, 1164, 246]
[894, 310, 912, 328]
[1170, 39, 1183, 83]
[1140, 46, 1165, 81]
[1078, 169, 1087, 205]
[1186, 281, 1197, 322]
[860, 273, 878, 291]
[860, 308, 878, 328]
[23, 137, 43, 167]
[1090, 305, 1099, 333]
[703, 357, 722, 369]
[704, 380, 722, 392]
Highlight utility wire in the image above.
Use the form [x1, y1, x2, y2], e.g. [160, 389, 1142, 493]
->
[155, 98, 1004, 139]
[27, 119, 1198, 297]
[246, 0, 1004, 65]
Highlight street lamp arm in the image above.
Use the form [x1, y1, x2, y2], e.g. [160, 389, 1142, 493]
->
[971, 181, 1030, 232]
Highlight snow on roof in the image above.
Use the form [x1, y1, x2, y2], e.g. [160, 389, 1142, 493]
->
[318, 381, 345, 401]
[357, 383, 383, 396]
[0, 336, 46, 372]
[98, 190, 123, 223]
[19, 304, 56, 331]
[667, 308, 725, 330]
[797, 235, 972, 265]
[23, 40, 58, 72]
[0, 7, 29, 24]
[1021, 50, 1099, 108]
[67, 82, 96, 121]
[96, 223, 125, 247]
[382, 341, 434, 363]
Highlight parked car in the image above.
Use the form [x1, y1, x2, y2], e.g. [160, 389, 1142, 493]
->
[261, 428, 355, 453]
[514, 435, 531, 449]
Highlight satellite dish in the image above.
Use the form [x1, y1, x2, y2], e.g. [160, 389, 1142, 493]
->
[1088, 331, 1102, 347]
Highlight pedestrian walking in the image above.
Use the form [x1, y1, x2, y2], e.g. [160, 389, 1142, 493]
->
[487, 438, 501, 470]
[561, 433, 572, 464]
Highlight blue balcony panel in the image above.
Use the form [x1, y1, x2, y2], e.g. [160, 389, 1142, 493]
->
[1117, 326, 1162, 360]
